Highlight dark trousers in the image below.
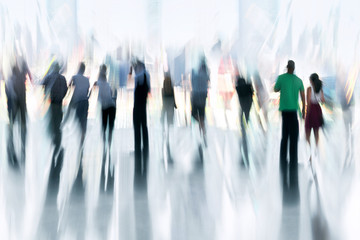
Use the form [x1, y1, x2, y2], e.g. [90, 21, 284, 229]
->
[48, 103, 64, 183]
[75, 100, 89, 140]
[102, 106, 116, 145]
[49, 103, 63, 156]
[133, 107, 149, 176]
[280, 111, 299, 191]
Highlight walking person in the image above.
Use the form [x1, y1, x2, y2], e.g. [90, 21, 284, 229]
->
[92, 64, 117, 190]
[5, 61, 31, 168]
[42, 62, 68, 183]
[191, 57, 210, 148]
[305, 73, 325, 162]
[235, 66, 253, 166]
[161, 71, 177, 163]
[274, 60, 305, 203]
[94, 64, 117, 152]
[68, 62, 90, 148]
[132, 59, 150, 180]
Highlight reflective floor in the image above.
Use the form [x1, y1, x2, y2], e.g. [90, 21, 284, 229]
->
[0, 89, 359, 240]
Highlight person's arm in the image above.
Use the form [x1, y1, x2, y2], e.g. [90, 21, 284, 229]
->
[147, 72, 151, 94]
[321, 89, 325, 103]
[300, 90, 306, 119]
[42, 75, 49, 86]
[61, 77, 68, 100]
[88, 81, 97, 97]
[69, 76, 74, 87]
[274, 77, 281, 92]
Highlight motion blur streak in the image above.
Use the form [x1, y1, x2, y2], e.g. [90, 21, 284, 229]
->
[1, 0, 360, 239]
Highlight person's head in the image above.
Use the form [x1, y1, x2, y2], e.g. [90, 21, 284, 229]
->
[52, 62, 60, 74]
[78, 62, 85, 75]
[99, 64, 107, 80]
[134, 59, 145, 73]
[310, 73, 322, 93]
[11, 64, 20, 75]
[286, 60, 295, 74]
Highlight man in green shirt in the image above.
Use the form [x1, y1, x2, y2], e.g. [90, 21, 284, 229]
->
[274, 60, 305, 199]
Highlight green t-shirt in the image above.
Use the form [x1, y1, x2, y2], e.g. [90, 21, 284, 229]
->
[274, 73, 304, 111]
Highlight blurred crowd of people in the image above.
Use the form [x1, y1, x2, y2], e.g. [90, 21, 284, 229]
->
[0, 51, 356, 204]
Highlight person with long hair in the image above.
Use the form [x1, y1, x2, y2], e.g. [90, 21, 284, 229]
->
[305, 73, 325, 159]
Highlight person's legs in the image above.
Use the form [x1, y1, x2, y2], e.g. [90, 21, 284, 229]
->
[76, 100, 89, 146]
[314, 128, 319, 146]
[240, 112, 249, 165]
[108, 107, 116, 146]
[289, 112, 299, 193]
[141, 109, 149, 163]
[101, 108, 108, 144]
[198, 100, 206, 138]
[49, 104, 64, 181]
[52, 104, 63, 160]
[19, 102, 26, 163]
[280, 112, 290, 187]
[305, 128, 311, 146]
[280, 112, 290, 162]
[133, 109, 142, 175]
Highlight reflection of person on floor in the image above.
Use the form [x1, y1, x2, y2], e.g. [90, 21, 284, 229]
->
[161, 71, 177, 162]
[132, 60, 150, 180]
[274, 60, 305, 203]
[68, 62, 90, 148]
[305, 73, 325, 162]
[42, 62, 68, 182]
[191, 57, 210, 147]
[235, 66, 253, 165]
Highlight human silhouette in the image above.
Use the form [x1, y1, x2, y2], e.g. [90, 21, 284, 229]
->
[274, 60, 305, 203]
[191, 57, 210, 147]
[132, 59, 150, 181]
[43, 62, 68, 183]
[161, 71, 177, 163]
[69, 62, 90, 147]
[305, 73, 325, 162]
[93, 64, 117, 190]
[235, 67, 253, 166]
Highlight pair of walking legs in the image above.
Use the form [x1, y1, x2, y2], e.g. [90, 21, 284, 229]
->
[102, 106, 116, 147]
[280, 111, 299, 197]
[48, 103, 64, 185]
[133, 108, 149, 177]
[306, 128, 320, 146]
